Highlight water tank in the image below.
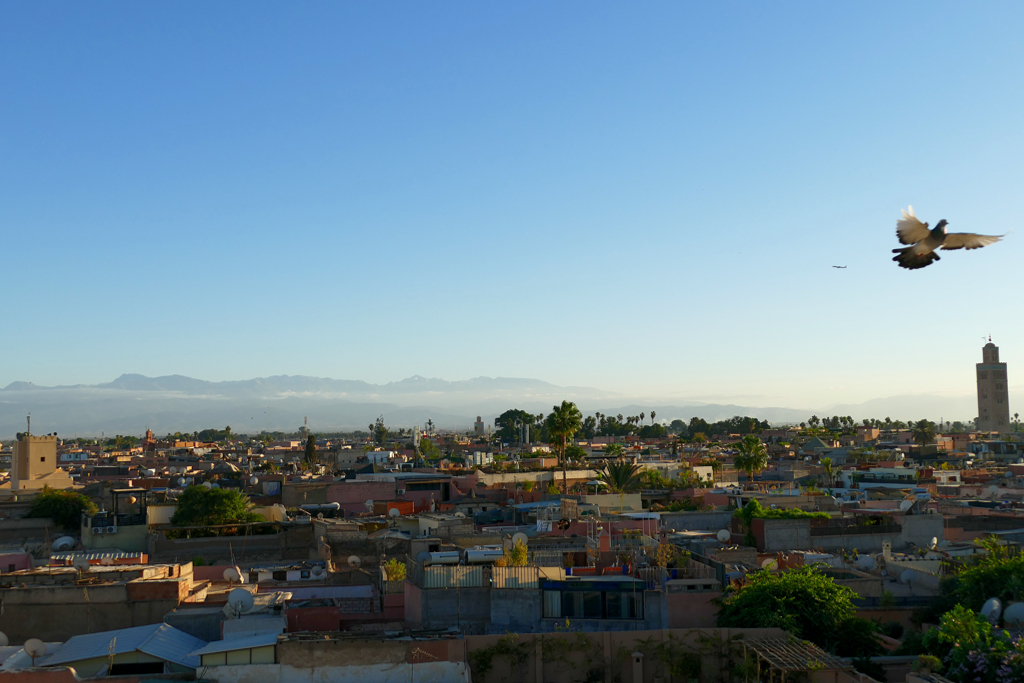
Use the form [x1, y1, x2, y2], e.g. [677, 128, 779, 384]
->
[428, 551, 461, 565]
[465, 548, 505, 564]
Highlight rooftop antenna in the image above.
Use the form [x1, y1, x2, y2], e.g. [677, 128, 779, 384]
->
[26, 414, 31, 436]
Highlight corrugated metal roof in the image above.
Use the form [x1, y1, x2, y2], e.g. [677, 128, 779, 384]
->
[42, 623, 206, 669]
[190, 633, 279, 657]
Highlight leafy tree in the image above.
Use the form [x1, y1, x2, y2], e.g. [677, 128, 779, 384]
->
[604, 443, 625, 459]
[668, 419, 687, 434]
[564, 444, 587, 463]
[372, 416, 389, 446]
[580, 415, 598, 439]
[732, 435, 769, 481]
[495, 539, 529, 567]
[598, 459, 642, 493]
[26, 486, 98, 530]
[919, 537, 1024, 624]
[717, 566, 882, 657]
[304, 434, 318, 467]
[383, 557, 407, 581]
[917, 604, 1024, 683]
[545, 400, 583, 493]
[912, 419, 937, 446]
[170, 486, 265, 528]
[419, 438, 441, 461]
[494, 409, 537, 444]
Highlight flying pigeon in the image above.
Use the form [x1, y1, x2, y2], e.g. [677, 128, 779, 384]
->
[892, 206, 1002, 270]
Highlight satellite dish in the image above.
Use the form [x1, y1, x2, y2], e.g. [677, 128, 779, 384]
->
[176, 477, 185, 487]
[227, 588, 255, 614]
[981, 598, 1002, 620]
[100, 557, 114, 566]
[856, 556, 876, 571]
[347, 555, 362, 568]
[454, 512, 466, 518]
[127, 496, 137, 505]
[1003, 602, 1024, 627]
[388, 508, 401, 518]
[202, 481, 213, 489]
[72, 555, 91, 571]
[24, 638, 47, 661]
[312, 565, 325, 576]
[929, 537, 939, 550]
[417, 550, 432, 566]
[899, 500, 914, 512]
[365, 499, 374, 512]
[184, 477, 194, 486]
[223, 567, 242, 583]
[760, 558, 778, 570]
[512, 532, 529, 546]
[250, 476, 259, 486]
[716, 529, 731, 543]
[988, 485, 999, 498]
[51, 536, 75, 551]
[900, 570, 917, 585]
[0, 632, 8, 647]
[143, 468, 156, 476]
[169, 466, 177, 474]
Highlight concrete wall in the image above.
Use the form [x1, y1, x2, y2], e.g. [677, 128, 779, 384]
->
[758, 518, 811, 552]
[0, 582, 183, 642]
[150, 525, 314, 563]
[900, 513, 945, 548]
[489, 589, 543, 632]
[201, 662, 468, 683]
[660, 510, 734, 532]
[666, 590, 721, 628]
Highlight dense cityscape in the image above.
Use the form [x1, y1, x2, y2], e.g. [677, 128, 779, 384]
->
[0, 342, 1021, 682]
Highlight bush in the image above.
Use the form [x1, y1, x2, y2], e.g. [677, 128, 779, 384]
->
[383, 557, 406, 581]
[26, 486, 98, 530]
[168, 486, 265, 537]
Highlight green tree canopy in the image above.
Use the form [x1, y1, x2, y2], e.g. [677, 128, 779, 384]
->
[26, 486, 98, 530]
[717, 566, 881, 657]
[494, 409, 539, 444]
[911, 419, 937, 446]
[304, 434, 318, 467]
[170, 486, 265, 528]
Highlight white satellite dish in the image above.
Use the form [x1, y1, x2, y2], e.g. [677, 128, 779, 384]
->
[72, 555, 91, 571]
[250, 476, 259, 486]
[507, 498, 516, 506]
[347, 555, 362, 568]
[227, 588, 255, 615]
[143, 468, 156, 477]
[988, 485, 999, 498]
[51, 536, 75, 551]
[760, 558, 779, 570]
[202, 481, 213, 489]
[365, 499, 375, 512]
[512, 532, 529, 546]
[856, 556, 876, 571]
[981, 597, 1002, 620]
[388, 508, 401, 518]
[899, 500, 914, 512]
[454, 512, 466, 518]
[0, 632, 8, 647]
[24, 638, 47, 662]
[176, 477, 185, 487]
[100, 557, 114, 566]
[1003, 602, 1024, 627]
[929, 537, 939, 550]
[900, 569, 917, 585]
[223, 567, 242, 583]
[312, 565, 325, 576]
[169, 466, 177, 474]
[716, 529, 731, 543]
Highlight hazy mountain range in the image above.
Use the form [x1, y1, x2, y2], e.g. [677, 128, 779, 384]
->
[0, 374, 990, 438]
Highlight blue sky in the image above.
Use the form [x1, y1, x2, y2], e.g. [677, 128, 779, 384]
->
[3, 2, 1023, 409]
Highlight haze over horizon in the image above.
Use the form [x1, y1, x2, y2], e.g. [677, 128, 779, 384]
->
[3, 3, 1023, 411]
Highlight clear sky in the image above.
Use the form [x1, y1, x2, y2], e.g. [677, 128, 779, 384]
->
[3, 2, 1023, 409]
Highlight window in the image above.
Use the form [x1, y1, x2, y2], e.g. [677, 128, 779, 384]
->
[543, 589, 644, 620]
[40, 457, 45, 462]
[979, 372, 988, 380]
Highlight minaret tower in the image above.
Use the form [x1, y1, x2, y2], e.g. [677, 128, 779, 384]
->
[976, 337, 1010, 433]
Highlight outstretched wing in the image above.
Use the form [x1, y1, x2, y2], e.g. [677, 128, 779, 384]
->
[940, 233, 1003, 250]
[896, 206, 930, 245]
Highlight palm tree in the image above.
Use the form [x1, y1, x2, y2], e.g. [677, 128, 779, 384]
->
[733, 435, 769, 482]
[545, 400, 583, 493]
[819, 457, 836, 488]
[650, 410, 656, 425]
[598, 459, 642, 493]
[640, 412, 645, 425]
[911, 420, 936, 446]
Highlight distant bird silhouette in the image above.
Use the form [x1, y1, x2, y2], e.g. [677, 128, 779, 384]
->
[832, 265, 847, 269]
[892, 206, 1002, 270]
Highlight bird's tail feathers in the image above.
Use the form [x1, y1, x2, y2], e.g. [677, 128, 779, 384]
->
[893, 249, 940, 270]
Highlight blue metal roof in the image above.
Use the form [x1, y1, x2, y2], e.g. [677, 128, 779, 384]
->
[42, 623, 207, 669]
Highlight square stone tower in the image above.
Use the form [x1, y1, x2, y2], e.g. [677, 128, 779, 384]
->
[976, 340, 1010, 433]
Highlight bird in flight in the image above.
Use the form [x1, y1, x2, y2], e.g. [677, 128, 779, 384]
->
[892, 206, 1002, 270]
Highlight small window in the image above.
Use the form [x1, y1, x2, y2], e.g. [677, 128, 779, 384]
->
[40, 457, 45, 462]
